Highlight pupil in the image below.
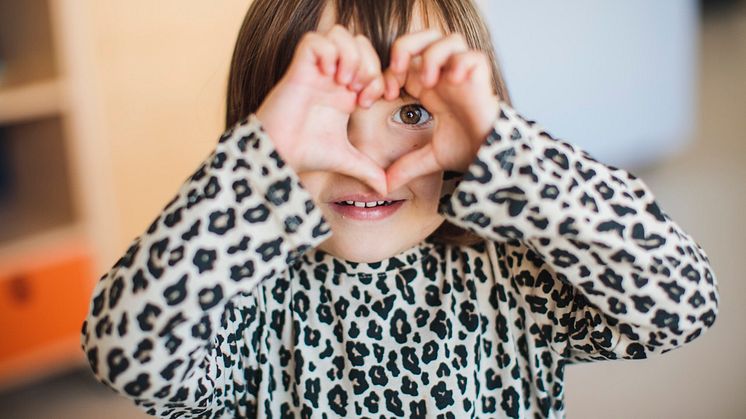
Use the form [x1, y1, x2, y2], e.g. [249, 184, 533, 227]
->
[400, 105, 422, 124]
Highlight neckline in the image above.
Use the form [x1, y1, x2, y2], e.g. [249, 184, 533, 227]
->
[299, 235, 439, 277]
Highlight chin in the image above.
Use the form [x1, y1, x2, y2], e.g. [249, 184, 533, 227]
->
[318, 239, 398, 263]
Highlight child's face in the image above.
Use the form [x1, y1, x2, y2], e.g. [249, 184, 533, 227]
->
[297, 3, 446, 263]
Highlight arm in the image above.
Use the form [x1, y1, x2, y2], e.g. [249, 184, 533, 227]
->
[438, 101, 720, 363]
[80, 113, 332, 416]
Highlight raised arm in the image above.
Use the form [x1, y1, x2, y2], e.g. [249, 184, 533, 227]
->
[80, 114, 332, 416]
[438, 101, 720, 363]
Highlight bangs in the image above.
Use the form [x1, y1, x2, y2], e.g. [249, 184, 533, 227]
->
[226, 0, 509, 129]
[332, 0, 453, 71]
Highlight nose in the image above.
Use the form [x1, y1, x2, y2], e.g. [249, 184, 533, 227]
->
[346, 110, 396, 170]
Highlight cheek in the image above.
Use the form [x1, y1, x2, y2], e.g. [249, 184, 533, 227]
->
[297, 172, 330, 201]
[408, 171, 443, 205]
[385, 126, 431, 152]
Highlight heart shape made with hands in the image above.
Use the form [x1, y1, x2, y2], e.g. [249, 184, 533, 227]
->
[256, 29, 500, 198]
[357, 30, 500, 196]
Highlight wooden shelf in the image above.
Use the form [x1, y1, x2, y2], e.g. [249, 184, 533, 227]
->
[0, 0, 96, 391]
[0, 222, 87, 276]
[0, 115, 77, 245]
[0, 79, 66, 125]
[0, 0, 58, 89]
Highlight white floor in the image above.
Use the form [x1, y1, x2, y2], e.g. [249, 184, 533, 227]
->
[565, 3, 746, 418]
[0, 367, 148, 419]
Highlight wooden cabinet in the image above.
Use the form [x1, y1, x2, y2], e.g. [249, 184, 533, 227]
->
[0, 239, 93, 388]
[0, 0, 96, 390]
[0, 246, 92, 362]
[0, 0, 248, 391]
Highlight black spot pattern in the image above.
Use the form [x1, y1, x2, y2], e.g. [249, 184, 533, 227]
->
[81, 105, 719, 417]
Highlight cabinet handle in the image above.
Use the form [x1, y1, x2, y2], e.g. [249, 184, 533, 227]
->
[7, 273, 31, 304]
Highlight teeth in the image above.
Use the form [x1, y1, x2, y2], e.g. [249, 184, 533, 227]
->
[340, 200, 393, 207]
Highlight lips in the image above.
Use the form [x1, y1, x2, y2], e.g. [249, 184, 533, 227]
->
[330, 199, 405, 220]
[329, 193, 405, 203]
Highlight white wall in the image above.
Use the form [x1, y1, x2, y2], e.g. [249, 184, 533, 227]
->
[483, 0, 699, 172]
[482, 2, 744, 418]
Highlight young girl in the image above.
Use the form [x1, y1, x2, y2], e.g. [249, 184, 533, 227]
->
[80, 0, 720, 417]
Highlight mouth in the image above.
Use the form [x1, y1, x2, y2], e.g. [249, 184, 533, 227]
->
[329, 199, 406, 221]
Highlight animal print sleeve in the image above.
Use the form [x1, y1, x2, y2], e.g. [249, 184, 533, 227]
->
[437, 101, 720, 363]
[80, 113, 332, 417]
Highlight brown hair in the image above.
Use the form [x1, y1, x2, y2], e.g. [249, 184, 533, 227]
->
[226, 0, 512, 247]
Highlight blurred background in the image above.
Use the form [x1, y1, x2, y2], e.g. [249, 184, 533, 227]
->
[0, 0, 743, 418]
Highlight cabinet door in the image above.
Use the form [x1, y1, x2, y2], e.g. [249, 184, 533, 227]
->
[0, 250, 94, 367]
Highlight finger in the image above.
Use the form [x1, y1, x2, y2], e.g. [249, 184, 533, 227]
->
[402, 55, 425, 99]
[326, 25, 361, 85]
[297, 32, 338, 76]
[420, 33, 469, 87]
[358, 75, 385, 108]
[392, 53, 425, 99]
[386, 143, 441, 192]
[336, 144, 389, 197]
[446, 50, 486, 84]
[382, 69, 400, 101]
[350, 35, 382, 93]
[389, 29, 442, 74]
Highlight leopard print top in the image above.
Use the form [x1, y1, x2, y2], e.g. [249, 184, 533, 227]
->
[80, 102, 720, 418]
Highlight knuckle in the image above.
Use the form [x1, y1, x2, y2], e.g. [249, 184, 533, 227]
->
[450, 32, 466, 44]
[391, 36, 406, 53]
[367, 50, 382, 68]
[422, 47, 440, 63]
[347, 48, 361, 65]
[300, 31, 317, 44]
[327, 26, 348, 42]
[372, 77, 386, 93]
[297, 32, 319, 54]
[360, 61, 375, 78]
[464, 50, 480, 60]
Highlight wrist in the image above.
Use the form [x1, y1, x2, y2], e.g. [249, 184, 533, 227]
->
[448, 95, 499, 174]
[468, 94, 500, 147]
[253, 107, 305, 174]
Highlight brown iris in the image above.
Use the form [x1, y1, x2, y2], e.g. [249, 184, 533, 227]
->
[399, 104, 423, 125]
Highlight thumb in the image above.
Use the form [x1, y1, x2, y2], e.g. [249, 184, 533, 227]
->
[386, 143, 441, 192]
[335, 144, 389, 197]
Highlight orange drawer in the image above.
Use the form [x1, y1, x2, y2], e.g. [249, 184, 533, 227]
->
[0, 250, 94, 362]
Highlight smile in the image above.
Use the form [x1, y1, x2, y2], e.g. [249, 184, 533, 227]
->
[330, 200, 406, 220]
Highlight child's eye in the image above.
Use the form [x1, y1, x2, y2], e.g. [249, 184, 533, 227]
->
[392, 104, 433, 128]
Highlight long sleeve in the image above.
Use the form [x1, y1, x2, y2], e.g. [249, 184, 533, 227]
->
[438, 101, 720, 363]
[80, 113, 332, 417]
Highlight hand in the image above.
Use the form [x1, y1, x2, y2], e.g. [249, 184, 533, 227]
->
[255, 25, 388, 196]
[382, 30, 500, 192]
